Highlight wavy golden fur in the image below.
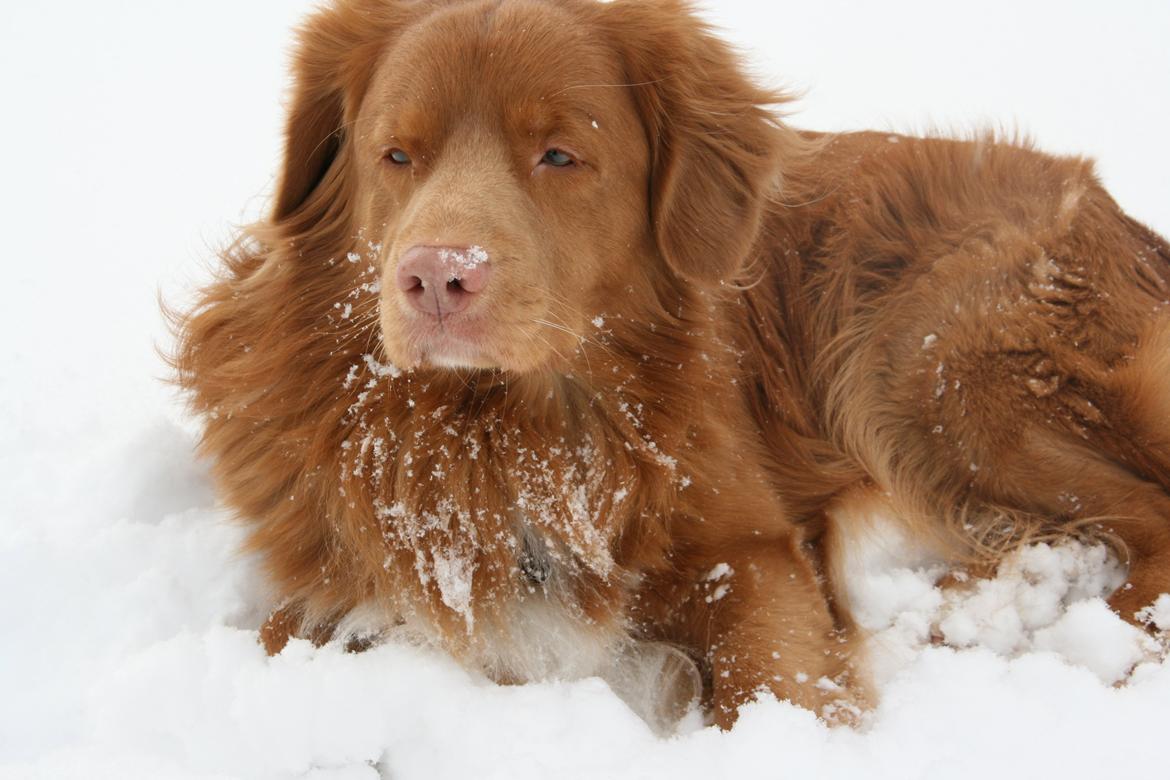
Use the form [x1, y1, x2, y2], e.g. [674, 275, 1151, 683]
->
[174, 0, 1170, 728]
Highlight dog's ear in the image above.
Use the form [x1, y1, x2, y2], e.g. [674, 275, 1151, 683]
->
[272, 0, 410, 222]
[597, 0, 805, 285]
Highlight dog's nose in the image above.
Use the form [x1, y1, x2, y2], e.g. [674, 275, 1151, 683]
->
[395, 244, 491, 317]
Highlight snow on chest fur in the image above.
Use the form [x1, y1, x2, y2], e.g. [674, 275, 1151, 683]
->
[332, 368, 677, 688]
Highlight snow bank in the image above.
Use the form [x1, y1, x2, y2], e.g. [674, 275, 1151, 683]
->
[2, 424, 1167, 780]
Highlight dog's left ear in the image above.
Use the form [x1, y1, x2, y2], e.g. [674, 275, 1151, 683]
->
[597, 0, 804, 285]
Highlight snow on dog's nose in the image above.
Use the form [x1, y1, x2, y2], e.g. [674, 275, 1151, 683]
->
[396, 244, 492, 317]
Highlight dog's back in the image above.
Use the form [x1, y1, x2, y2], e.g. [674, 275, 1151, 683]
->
[743, 131, 1170, 620]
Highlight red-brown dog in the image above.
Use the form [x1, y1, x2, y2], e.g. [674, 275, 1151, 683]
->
[175, 0, 1170, 728]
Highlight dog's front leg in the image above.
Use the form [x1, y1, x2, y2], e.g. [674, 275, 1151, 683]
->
[639, 530, 862, 729]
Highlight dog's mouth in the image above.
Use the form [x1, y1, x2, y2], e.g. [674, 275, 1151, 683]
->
[381, 293, 576, 374]
[393, 313, 556, 373]
[400, 314, 499, 369]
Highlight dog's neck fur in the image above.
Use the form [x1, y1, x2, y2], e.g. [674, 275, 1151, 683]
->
[313, 252, 737, 650]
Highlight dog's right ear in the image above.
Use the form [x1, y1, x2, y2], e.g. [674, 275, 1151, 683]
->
[272, 0, 411, 222]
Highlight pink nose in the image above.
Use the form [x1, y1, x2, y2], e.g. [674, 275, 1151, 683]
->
[395, 244, 492, 317]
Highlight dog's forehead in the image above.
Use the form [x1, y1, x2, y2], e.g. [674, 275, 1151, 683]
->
[365, 0, 624, 128]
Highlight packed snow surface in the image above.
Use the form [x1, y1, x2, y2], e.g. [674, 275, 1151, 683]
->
[2, 1, 1168, 778]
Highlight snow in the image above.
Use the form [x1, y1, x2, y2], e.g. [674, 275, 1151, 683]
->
[703, 562, 734, 602]
[361, 353, 402, 380]
[437, 245, 489, 269]
[1138, 594, 1170, 632]
[2, 1, 1168, 778]
[1032, 600, 1154, 685]
[431, 547, 477, 631]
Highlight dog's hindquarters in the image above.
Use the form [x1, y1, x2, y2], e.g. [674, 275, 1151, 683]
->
[773, 135, 1170, 622]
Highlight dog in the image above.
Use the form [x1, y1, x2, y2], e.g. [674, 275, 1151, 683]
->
[174, 0, 1170, 729]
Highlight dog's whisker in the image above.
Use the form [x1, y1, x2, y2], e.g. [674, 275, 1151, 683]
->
[548, 77, 669, 98]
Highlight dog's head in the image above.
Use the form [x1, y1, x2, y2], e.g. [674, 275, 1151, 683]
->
[273, 0, 799, 374]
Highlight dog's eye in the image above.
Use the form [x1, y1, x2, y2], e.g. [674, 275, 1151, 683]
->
[385, 148, 411, 165]
[541, 149, 574, 167]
